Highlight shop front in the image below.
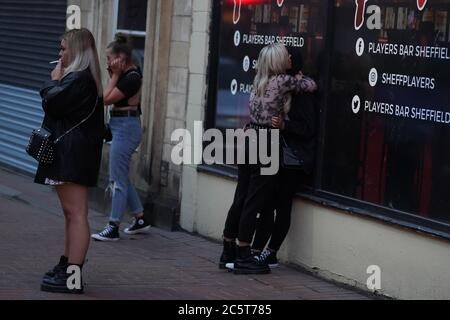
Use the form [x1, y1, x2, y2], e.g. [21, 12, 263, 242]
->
[181, 0, 450, 299]
[4, 0, 449, 299]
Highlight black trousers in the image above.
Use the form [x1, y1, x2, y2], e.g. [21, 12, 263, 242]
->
[223, 131, 278, 244]
[223, 162, 278, 243]
[252, 167, 301, 252]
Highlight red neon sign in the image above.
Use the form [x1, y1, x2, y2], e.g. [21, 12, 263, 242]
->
[232, 0, 285, 24]
[417, 0, 428, 11]
[229, 0, 430, 28]
[354, 0, 368, 31]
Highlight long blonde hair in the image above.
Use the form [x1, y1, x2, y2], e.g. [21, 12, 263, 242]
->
[62, 28, 103, 96]
[253, 43, 290, 98]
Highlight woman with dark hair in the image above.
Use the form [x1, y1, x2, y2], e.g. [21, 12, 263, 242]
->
[36, 28, 104, 294]
[91, 33, 150, 241]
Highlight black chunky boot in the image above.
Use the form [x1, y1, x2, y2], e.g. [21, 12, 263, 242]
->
[41, 264, 84, 294]
[219, 239, 237, 269]
[233, 246, 270, 275]
[43, 255, 68, 282]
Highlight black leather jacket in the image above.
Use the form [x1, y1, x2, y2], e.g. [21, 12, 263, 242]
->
[282, 92, 317, 175]
[34, 69, 104, 187]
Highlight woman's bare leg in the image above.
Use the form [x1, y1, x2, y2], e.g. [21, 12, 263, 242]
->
[56, 184, 90, 265]
[64, 218, 69, 258]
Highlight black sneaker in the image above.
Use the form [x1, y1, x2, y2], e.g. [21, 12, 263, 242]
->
[225, 249, 262, 270]
[219, 240, 236, 270]
[256, 249, 279, 268]
[91, 222, 120, 241]
[227, 249, 261, 271]
[124, 217, 151, 235]
[41, 265, 84, 294]
[233, 246, 270, 275]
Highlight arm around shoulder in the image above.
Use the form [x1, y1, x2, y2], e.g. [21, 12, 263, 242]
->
[278, 74, 318, 95]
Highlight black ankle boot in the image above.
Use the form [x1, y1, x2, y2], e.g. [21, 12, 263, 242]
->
[233, 246, 270, 275]
[43, 255, 68, 282]
[41, 264, 84, 294]
[219, 239, 236, 269]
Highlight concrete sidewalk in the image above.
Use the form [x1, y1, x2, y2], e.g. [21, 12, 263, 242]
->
[0, 166, 375, 300]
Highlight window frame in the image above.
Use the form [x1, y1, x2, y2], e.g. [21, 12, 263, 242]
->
[112, 0, 148, 74]
[113, 0, 148, 37]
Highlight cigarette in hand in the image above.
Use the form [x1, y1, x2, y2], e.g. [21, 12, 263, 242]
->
[50, 60, 60, 64]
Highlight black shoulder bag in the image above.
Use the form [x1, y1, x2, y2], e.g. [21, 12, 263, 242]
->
[26, 97, 99, 165]
[280, 134, 305, 170]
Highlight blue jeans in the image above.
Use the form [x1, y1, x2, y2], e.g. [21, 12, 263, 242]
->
[108, 117, 144, 223]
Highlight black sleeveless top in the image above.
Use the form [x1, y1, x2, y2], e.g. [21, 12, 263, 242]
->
[115, 67, 142, 108]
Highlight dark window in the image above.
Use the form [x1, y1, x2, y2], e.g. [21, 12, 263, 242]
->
[206, 0, 450, 235]
[116, 0, 148, 70]
[207, 0, 330, 188]
[212, 0, 328, 130]
[117, 0, 148, 32]
[323, 0, 450, 225]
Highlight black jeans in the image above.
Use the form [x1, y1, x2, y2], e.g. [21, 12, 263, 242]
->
[223, 131, 279, 244]
[252, 167, 301, 252]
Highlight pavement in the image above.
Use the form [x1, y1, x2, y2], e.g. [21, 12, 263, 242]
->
[0, 166, 375, 300]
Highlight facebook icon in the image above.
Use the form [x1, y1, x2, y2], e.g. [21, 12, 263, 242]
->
[356, 38, 365, 57]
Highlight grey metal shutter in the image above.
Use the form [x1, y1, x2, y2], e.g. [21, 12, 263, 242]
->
[0, 0, 67, 173]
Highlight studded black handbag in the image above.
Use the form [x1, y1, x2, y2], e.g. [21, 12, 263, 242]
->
[26, 97, 99, 165]
[26, 127, 55, 164]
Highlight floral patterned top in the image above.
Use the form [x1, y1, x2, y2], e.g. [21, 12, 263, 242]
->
[249, 74, 317, 126]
